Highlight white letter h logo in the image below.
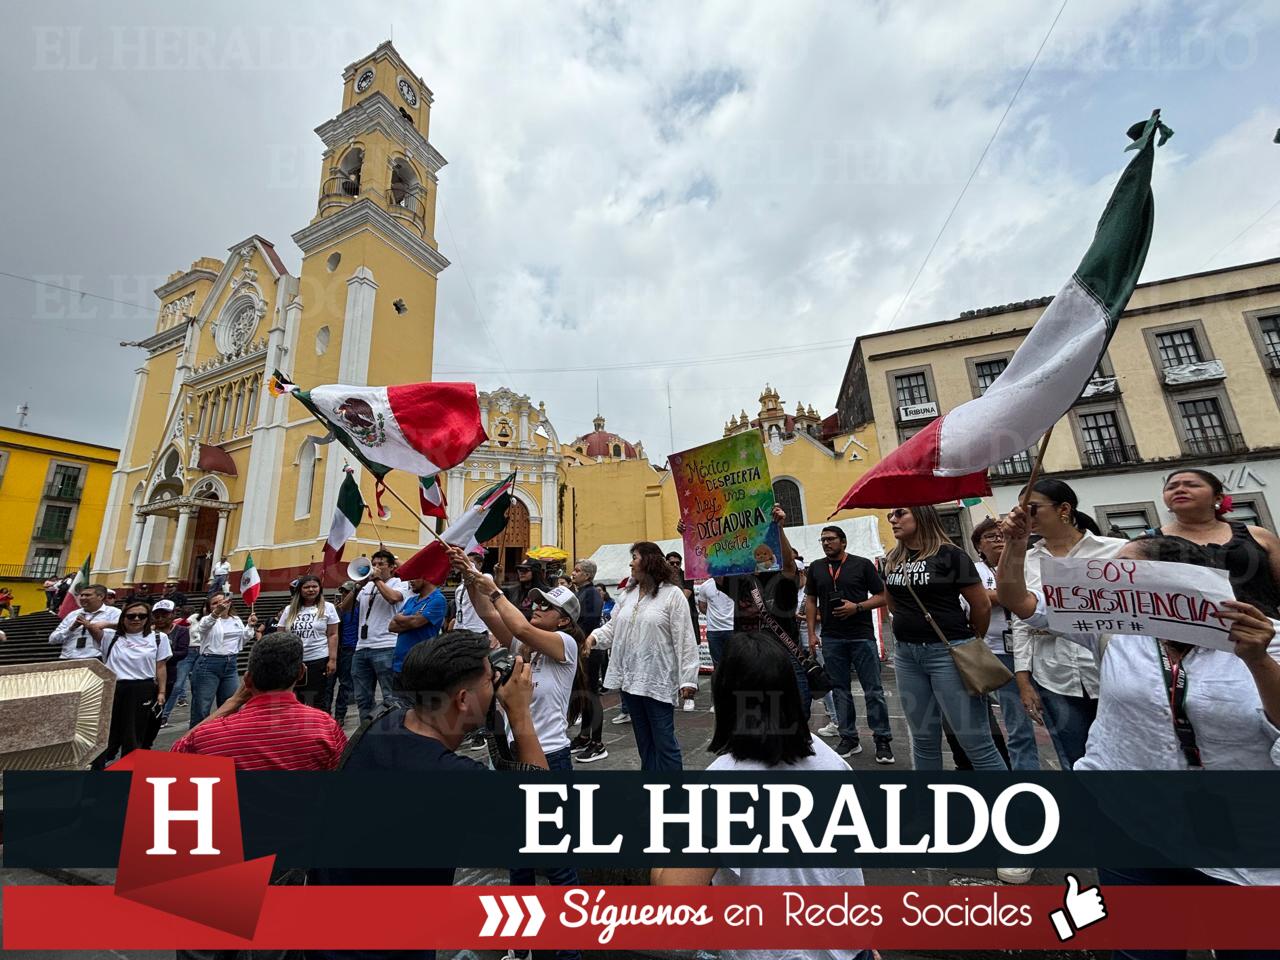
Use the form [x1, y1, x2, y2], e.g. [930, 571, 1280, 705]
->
[146, 777, 221, 856]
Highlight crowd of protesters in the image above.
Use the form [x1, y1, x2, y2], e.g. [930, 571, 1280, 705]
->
[45, 466, 1280, 960]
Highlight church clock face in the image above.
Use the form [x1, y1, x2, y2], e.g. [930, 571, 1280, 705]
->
[355, 68, 375, 93]
[397, 77, 418, 107]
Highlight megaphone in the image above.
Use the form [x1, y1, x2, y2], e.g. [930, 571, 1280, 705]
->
[347, 555, 373, 581]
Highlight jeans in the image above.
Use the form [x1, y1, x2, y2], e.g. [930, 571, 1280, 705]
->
[510, 746, 582, 960]
[162, 654, 196, 720]
[189, 653, 240, 727]
[706, 629, 734, 669]
[894, 640, 1007, 771]
[621, 691, 681, 771]
[823, 637, 891, 742]
[1098, 866, 1279, 960]
[993, 653, 1041, 771]
[1036, 682, 1099, 769]
[351, 647, 397, 724]
[322, 645, 357, 722]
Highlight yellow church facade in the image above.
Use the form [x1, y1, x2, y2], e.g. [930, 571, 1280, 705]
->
[94, 43, 450, 592]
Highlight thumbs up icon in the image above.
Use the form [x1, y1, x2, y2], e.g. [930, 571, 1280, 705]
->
[1049, 874, 1108, 942]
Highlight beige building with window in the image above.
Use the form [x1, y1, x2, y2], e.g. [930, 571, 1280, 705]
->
[836, 256, 1280, 540]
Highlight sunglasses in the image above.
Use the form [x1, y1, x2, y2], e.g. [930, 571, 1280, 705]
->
[531, 601, 554, 612]
[886, 509, 910, 521]
[123, 612, 148, 621]
[819, 536, 840, 543]
[1026, 503, 1048, 514]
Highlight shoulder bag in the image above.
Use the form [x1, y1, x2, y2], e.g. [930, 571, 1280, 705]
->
[749, 583, 833, 699]
[902, 580, 1012, 696]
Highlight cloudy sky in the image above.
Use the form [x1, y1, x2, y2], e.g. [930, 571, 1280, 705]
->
[2, 0, 1278, 461]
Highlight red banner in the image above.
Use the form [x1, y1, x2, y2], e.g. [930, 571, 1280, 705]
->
[6, 885, 1280, 951]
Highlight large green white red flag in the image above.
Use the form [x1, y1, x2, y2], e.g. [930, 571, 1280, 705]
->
[324, 469, 365, 569]
[835, 111, 1172, 510]
[57, 553, 92, 618]
[240, 553, 261, 607]
[397, 473, 515, 585]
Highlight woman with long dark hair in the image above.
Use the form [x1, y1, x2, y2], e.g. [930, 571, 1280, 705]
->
[1159, 468, 1280, 616]
[883, 505, 1005, 770]
[274, 574, 339, 707]
[585, 541, 699, 771]
[513, 558, 550, 620]
[1009, 478, 1124, 769]
[652, 630, 869, 960]
[94, 600, 172, 769]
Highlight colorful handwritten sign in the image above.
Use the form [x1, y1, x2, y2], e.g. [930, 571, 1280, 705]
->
[670, 433, 782, 579]
[1039, 557, 1237, 650]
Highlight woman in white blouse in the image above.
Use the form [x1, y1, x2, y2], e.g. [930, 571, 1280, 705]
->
[1010, 478, 1125, 769]
[997, 507, 1280, 924]
[274, 574, 340, 708]
[586, 541, 699, 771]
[189, 590, 257, 728]
[93, 600, 172, 769]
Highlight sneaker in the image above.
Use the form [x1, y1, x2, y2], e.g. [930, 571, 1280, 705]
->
[176, 696, 188, 707]
[469, 733, 489, 751]
[569, 734, 591, 753]
[874, 740, 895, 764]
[503, 952, 532, 960]
[997, 866, 1034, 884]
[611, 712, 631, 724]
[816, 722, 839, 738]
[835, 736, 863, 757]
[576, 742, 609, 763]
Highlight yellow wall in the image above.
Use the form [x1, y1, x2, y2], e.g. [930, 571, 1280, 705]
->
[0, 428, 118, 614]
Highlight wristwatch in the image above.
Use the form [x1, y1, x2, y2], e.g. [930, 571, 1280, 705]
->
[489, 589, 504, 604]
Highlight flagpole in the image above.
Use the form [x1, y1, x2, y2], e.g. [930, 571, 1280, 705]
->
[380, 483, 450, 546]
[1019, 424, 1056, 510]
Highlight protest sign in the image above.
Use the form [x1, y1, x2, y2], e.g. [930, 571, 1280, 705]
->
[670, 433, 782, 579]
[1039, 557, 1237, 650]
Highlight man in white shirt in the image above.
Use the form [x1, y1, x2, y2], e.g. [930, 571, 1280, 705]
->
[48, 584, 120, 660]
[454, 545, 488, 633]
[337, 549, 405, 723]
[210, 556, 231, 594]
[695, 577, 737, 669]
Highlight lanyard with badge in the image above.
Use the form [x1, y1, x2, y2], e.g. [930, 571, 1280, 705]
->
[1156, 641, 1203, 769]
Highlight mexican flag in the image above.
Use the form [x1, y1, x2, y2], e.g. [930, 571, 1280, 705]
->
[419, 473, 447, 520]
[240, 553, 261, 607]
[57, 553, 92, 618]
[835, 112, 1171, 510]
[397, 473, 515, 585]
[271, 373, 486, 480]
[324, 470, 365, 569]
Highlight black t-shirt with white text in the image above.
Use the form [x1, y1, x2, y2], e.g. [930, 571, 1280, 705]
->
[806, 554, 884, 641]
[883, 544, 980, 643]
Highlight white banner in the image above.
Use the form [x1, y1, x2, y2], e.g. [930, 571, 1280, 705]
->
[1039, 557, 1237, 651]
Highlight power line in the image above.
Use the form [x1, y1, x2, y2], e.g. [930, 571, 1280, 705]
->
[0, 270, 157, 315]
[885, 0, 1069, 328]
[1201, 196, 1280, 269]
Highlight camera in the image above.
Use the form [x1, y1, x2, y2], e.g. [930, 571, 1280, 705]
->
[488, 647, 516, 686]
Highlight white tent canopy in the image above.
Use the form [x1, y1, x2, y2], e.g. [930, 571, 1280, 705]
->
[584, 515, 886, 587]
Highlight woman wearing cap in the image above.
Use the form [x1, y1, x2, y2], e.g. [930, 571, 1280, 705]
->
[585, 542, 699, 772]
[93, 600, 172, 769]
[274, 574, 339, 708]
[453, 547, 588, 957]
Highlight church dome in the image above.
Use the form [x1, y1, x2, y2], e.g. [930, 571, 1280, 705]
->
[572, 415, 639, 460]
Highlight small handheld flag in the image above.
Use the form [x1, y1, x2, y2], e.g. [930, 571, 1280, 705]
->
[240, 553, 261, 608]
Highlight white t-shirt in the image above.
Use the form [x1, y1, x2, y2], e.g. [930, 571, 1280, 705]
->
[103, 630, 173, 681]
[511, 630, 578, 755]
[973, 560, 1009, 654]
[277, 601, 340, 661]
[48, 604, 120, 660]
[695, 578, 736, 632]
[198, 615, 254, 656]
[707, 737, 866, 960]
[355, 578, 406, 650]
[455, 583, 487, 632]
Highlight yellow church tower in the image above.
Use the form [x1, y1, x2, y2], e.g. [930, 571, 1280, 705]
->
[93, 43, 450, 593]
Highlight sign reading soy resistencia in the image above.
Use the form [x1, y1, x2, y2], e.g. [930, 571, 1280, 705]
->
[1039, 557, 1237, 650]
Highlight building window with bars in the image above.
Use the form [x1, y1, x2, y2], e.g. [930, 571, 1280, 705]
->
[894, 372, 931, 409]
[37, 504, 73, 541]
[49, 464, 82, 498]
[1177, 397, 1240, 455]
[974, 358, 1008, 394]
[772, 478, 804, 526]
[1079, 410, 1133, 466]
[1260, 315, 1280, 369]
[30, 548, 64, 579]
[1101, 509, 1155, 540]
[1156, 329, 1203, 368]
